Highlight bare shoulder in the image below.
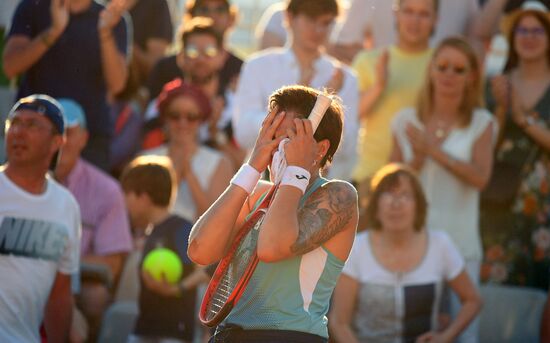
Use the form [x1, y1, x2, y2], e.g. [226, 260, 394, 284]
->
[291, 180, 358, 256]
[319, 180, 358, 211]
[304, 180, 358, 216]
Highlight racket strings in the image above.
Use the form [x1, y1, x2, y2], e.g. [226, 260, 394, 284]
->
[205, 217, 263, 320]
[201, 187, 276, 326]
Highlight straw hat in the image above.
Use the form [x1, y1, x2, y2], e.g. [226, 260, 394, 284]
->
[500, 1, 550, 38]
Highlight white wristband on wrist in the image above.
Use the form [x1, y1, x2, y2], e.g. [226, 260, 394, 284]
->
[231, 164, 261, 194]
[280, 166, 311, 194]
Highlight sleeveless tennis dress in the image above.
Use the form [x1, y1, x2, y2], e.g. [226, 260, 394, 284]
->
[223, 177, 345, 339]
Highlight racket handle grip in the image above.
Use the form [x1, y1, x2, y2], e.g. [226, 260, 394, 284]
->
[308, 94, 332, 133]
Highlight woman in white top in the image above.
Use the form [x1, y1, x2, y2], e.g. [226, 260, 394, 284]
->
[390, 37, 495, 342]
[329, 163, 481, 343]
[142, 79, 233, 221]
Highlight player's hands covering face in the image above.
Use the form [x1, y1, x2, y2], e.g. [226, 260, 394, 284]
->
[285, 118, 317, 170]
[248, 106, 286, 172]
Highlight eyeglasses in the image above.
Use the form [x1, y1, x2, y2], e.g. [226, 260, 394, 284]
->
[380, 191, 415, 205]
[434, 62, 468, 75]
[167, 111, 202, 123]
[515, 26, 546, 37]
[6, 117, 55, 133]
[193, 4, 229, 16]
[184, 44, 219, 59]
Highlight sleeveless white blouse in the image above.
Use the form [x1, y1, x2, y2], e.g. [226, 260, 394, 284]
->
[392, 108, 497, 260]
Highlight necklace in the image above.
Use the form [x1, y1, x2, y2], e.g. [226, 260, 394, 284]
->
[435, 127, 446, 139]
[434, 120, 448, 139]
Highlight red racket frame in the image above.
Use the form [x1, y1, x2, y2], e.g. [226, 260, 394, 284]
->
[199, 186, 277, 327]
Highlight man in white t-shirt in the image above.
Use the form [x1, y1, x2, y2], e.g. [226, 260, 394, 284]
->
[233, 0, 359, 181]
[329, 0, 480, 64]
[0, 94, 81, 342]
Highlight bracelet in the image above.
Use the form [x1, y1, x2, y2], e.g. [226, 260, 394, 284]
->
[231, 164, 261, 194]
[280, 166, 311, 194]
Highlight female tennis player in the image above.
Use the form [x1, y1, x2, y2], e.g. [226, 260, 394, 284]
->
[188, 85, 358, 342]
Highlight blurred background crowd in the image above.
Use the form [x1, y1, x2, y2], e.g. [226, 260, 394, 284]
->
[1, 0, 550, 342]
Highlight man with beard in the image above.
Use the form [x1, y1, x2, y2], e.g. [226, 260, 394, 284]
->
[143, 18, 239, 154]
[146, 0, 242, 103]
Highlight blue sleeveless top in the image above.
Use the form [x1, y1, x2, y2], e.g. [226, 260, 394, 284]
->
[223, 177, 345, 338]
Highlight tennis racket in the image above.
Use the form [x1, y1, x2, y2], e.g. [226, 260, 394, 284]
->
[199, 185, 277, 327]
[199, 93, 333, 327]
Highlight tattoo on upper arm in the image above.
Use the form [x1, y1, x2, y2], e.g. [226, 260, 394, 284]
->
[290, 183, 356, 255]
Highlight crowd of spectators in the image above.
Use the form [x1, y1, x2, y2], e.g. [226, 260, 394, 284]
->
[1, 0, 550, 342]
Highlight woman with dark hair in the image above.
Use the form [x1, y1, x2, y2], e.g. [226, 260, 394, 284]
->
[329, 164, 481, 343]
[481, 1, 550, 290]
[141, 78, 234, 221]
[390, 36, 495, 342]
[188, 85, 358, 342]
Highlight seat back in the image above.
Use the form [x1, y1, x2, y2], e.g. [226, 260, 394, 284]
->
[97, 301, 139, 343]
[114, 250, 142, 303]
[479, 284, 547, 343]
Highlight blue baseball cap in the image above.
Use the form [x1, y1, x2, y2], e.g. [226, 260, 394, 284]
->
[8, 94, 65, 134]
[57, 98, 87, 129]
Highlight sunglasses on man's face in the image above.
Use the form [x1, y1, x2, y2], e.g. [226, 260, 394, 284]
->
[184, 44, 220, 59]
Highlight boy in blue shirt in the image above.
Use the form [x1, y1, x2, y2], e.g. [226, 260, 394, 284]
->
[120, 155, 205, 342]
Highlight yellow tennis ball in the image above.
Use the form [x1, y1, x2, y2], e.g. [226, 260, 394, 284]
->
[142, 248, 183, 284]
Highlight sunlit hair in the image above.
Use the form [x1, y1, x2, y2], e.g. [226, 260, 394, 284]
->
[268, 85, 343, 168]
[287, 0, 339, 18]
[120, 155, 177, 208]
[504, 10, 550, 72]
[179, 16, 224, 48]
[366, 163, 427, 232]
[416, 36, 483, 128]
[184, 0, 237, 22]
